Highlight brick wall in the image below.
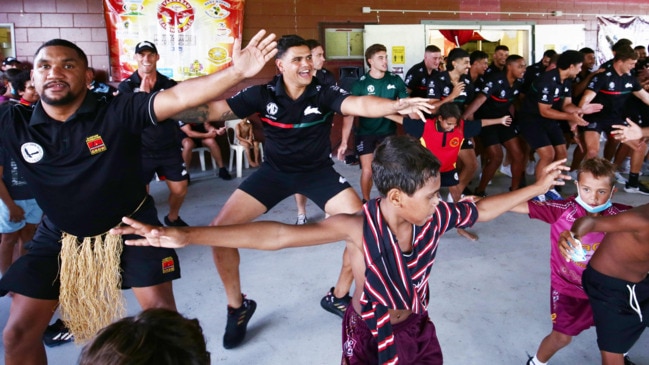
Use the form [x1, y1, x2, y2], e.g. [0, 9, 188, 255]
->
[0, 0, 646, 92]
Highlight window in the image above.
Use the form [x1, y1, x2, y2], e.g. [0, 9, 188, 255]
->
[0, 23, 16, 60]
[321, 24, 364, 60]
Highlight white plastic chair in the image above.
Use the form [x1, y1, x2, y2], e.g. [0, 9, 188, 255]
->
[192, 146, 217, 172]
[224, 119, 249, 178]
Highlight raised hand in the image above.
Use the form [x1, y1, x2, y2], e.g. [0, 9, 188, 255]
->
[612, 118, 644, 142]
[231, 29, 278, 79]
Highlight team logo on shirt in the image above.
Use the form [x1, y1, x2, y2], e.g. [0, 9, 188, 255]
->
[304, 106, 321, 116]
[266, 102, 278, 116]
[367, 85, 375, 93]
[625, 83, 633, 88]
[86, 134, 107, 155]
[449, 137, 461, 148]
[387, 84, 396, 90]
[21, 142, 44, 163]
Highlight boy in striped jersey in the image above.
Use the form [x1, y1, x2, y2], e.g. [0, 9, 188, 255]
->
[111, 135, 568, 364]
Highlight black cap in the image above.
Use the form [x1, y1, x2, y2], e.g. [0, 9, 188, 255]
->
[135, 41, 157, 54]
[2, 57, 20, 66]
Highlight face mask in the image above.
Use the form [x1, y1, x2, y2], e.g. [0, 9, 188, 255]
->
[574, 182, 613, 213]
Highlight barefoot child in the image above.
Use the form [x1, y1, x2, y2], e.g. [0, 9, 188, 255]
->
[235, 118, 260, 167]
[112, 135, 568, 364]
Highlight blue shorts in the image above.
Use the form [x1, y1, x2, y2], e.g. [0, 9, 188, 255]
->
[0, 198, 43, 233]
[238, 163, 353, 211]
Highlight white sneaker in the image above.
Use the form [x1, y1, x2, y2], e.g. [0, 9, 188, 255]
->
[614, 171, 627, 184]
[295, 214, 308, 225]
[526, 160, 536, 176]
[499, 164, 512, 177]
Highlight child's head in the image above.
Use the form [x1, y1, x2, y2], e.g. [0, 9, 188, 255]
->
[575, 157, 617, 214]
[78, 308, 210, 365]
[372, 135, 441, 197]
[10, 69, 39, 103]
[435, 103, 462, 131]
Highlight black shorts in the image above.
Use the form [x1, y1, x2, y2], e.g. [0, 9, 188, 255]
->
[356, 134, 392, 156]
[0, 195, 181, 299]
[440, 170, 459, 187]
[479, 124, 518, 147]
[519, 115, 566, 150]
[460, 138, 474, 150]
[141, 151, 188, 183]
[582, 265, 649, 353]
[580, 118, 620, 135]
[238, 163, 353, 211]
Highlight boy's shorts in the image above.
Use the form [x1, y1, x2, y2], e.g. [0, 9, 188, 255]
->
[479, 124, 518, 147]
[579, 119, 617, 135]
[0, 198, 43, 233]
[238, 163, 353, 211]
[341, 308, 442, 365]
[582, 264, 649, 353]
[440, 170, 459, 187]
[550, 287, 594, 336]
[0, 195, 181, 299]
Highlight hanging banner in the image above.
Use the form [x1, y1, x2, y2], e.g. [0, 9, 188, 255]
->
[104, 0, 244, 82]
[597, 16, 649, 66]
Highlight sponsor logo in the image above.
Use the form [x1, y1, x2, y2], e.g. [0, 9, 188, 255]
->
[266, 102, 278, 116]
[367, 85, 375, 93]
[21, 142, 44, 163]
[609, 82, 616, 90]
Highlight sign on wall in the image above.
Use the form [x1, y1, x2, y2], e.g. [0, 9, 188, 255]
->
[104, 0, 244, 81]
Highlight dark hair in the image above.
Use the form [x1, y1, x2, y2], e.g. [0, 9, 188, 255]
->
[505, 54, 524, 71]
[304, 39, 322, 50]
[35, 39, 88, 67]
[634, 45, 646, 51]
[445, 48, 469, 71]
[470, 50, 489, 64]
[78, 309, 210, 365]
[365, 44, 387, 68]
[612, 38, 632, 52]
[579, 47, 595, 55]
[9, 69, 31, 93]
[372, 135, 440, 196]
[577, 157, 616, 186]
[425, 45, 441, 53]
[556, 50, 584, 70]
[542, 49, 557, 59]
[614, 45, 638, 62]
[494, 45, 509, 52]
[437, 102, 462, 120]
[276, 34, 307, 60]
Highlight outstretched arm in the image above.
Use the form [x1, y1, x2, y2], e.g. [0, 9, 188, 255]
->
[475, 159, 569, 222]
[110, 214, 360, 250]
[571, 204, 649, 238]
[153, 30, 277, 122]
[340, 96, 433, 122]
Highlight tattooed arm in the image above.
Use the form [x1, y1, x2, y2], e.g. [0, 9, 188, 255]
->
[168, 101, 238, 124]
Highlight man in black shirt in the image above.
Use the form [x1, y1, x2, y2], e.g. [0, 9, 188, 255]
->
[0, 30, 278, 365]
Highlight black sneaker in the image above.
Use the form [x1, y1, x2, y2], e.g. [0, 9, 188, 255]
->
[320, 287, 351, 318]
[43, 319, 73, 347]
[624, 182, 649, 195]
[219, 167, 232, 180]
[624, 355, 637, 365]
[223, 295, 256, 349]
[164, 215, 189, 227]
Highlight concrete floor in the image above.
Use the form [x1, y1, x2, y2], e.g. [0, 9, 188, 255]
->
[0, 150, 648, 365]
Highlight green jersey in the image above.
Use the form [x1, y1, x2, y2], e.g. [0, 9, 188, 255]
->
[351, 72, 408, 136]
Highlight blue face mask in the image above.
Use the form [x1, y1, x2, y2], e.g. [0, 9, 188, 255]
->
[575, 183, 613, 213]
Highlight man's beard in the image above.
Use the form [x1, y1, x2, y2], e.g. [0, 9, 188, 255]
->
[41, 91, 76, 106]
